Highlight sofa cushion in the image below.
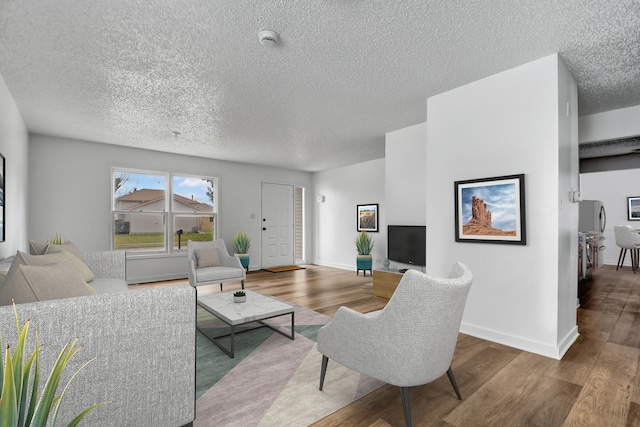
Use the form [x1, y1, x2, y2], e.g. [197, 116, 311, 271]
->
[194, 248, 221, 268]
[29, 240, 49, 255]
[195, 266, 243, 283]
[29, 240, 84, 259]
[89, 277, 129, 295]
[0, 261, 94, 306]
[45, 240, 84, 261]
[16, 250, 95, 283]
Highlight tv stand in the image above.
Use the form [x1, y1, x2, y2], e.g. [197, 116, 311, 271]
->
[372, 269, 404, 299]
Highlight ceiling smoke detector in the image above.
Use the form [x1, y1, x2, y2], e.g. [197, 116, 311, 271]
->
[259, 30, 279, 45]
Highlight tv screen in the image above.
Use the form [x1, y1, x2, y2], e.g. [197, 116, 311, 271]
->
[387, 225, 426, 266]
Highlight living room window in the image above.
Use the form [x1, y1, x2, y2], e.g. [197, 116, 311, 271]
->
[112, 168, 217, 254]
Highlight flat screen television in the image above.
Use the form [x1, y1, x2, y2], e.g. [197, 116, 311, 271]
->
[387, 225, 426, 266]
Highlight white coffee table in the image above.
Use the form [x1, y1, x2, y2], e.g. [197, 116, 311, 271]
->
[196, 289, 295, 358]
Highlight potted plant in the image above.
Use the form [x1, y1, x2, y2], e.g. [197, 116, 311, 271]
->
[1, 306, 108, 426]
[233, 290, 246, 303]
[355, 231, 374, 274]
[233, 231, 251, 271]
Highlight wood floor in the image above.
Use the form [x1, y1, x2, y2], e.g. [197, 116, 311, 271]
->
[136, 264, 640, 426]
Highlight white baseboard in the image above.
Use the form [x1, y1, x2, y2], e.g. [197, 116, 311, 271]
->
[127, 273, 188, 285]
[460, 322, 580, 360]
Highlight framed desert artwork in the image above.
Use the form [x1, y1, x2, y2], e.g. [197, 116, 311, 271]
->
[357, 203, 378, 232]
[628, 196, 640, 221]
[454, 174, 526, 245]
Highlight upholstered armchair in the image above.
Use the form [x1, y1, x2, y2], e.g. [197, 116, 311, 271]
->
[614, 225, 640, 273]
[317, 263, 473, 427]
[187, 239, 245, 291]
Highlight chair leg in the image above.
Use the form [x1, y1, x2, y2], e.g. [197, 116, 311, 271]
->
[619, 249, 628, 271]
[319, 355, 329, 391]
[447, 366, 462, 400]
[617, 248, 624, 270]
[400, 387, 412, 427]
[241, 280, 245, 289]
[220, 283, 223, 292]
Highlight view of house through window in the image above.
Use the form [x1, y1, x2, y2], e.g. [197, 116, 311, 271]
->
[112, 168, 217, 253]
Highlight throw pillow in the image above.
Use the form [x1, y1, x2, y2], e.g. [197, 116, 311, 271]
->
[29, 240, 49, 255]
[194, 248, 221, 268]
[16, 250, 95, 283]
[0, 261, 94, 306]
[45, 240, 84, 260]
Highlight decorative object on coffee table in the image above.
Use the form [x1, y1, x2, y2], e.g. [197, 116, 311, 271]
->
[355, 230, 374, 276]
[233, 230, 251, 272]
[233, 290, 246, 303]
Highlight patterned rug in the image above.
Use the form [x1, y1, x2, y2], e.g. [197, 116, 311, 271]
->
[194, 303, 385, 427]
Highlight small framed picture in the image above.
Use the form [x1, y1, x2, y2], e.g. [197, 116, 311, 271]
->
[454, 174, 526, 245]
[357, 203, 379, 232]
[628, 197, 640, 221]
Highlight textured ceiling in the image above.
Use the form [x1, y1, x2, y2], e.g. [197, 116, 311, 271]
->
[0, 0, 639, 171]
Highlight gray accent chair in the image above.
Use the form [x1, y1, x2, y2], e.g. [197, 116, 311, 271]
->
[187, 239, 245, 291]
[317, 263, 473, 427]
[614, 225, 640, 273]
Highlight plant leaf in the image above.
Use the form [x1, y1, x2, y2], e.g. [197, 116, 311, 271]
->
[51, 355, 98, 427]
[65, 401, 111, 427]
[24, 331, 40, 427]
[29, 338, 78, 426]
[0, 346, 18, 427]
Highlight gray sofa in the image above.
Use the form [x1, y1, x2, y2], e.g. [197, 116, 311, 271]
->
[82, 250, 129, 293]
[0, 250, 196, 427]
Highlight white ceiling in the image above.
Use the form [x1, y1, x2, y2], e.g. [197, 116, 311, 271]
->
[0, 1, 639, 172]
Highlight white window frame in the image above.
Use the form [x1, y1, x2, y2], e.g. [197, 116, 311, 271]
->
[111, 167, 218, 255]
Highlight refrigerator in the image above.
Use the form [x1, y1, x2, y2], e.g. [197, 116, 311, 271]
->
[579, 200, 606, 233]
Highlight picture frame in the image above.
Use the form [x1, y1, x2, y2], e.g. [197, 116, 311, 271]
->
[0, 153, 4, 242]
[357, 203, 379, 232]
[627, 196, 640, 221]
[454, 174, 526, 245]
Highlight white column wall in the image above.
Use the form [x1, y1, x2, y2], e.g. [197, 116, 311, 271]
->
[425, 54, 578, 359]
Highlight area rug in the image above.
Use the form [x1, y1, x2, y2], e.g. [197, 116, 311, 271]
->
[262, 265, 306, 273]
[194, 303, 385, 427]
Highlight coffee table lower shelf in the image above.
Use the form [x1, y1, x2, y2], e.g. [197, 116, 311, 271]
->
[196, 313, 295, 358]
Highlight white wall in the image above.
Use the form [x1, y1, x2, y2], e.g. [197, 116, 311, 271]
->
[0, 75, 29, 259]
[28, 135, 313, 283]
[425, 54, 579, 359]
[384, 122, 428, 271]
[313, 158, 386, 271]
[579, 104, 640, 143]
[385, 122, 427, 225]
[580, 168, 640, 267]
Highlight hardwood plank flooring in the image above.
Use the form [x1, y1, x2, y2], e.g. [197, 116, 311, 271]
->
[135, 264, 640, 426]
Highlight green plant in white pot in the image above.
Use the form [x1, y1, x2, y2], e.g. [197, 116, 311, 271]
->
[0, 306, 108, 427]
[233, 231, 251, 271]
[355, 231, 374, 275]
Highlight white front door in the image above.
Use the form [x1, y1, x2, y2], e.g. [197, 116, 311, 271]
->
[261, 183, 294, 268]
